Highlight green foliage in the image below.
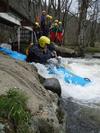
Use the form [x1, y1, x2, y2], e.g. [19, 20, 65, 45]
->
[86, 47, 100, 53]
[0, 88, 31, 133]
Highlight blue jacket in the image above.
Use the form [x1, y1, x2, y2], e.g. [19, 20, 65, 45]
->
[41, 15, 46, 29]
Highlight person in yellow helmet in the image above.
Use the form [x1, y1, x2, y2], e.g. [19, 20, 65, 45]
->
[50, 22, 59, 42]
[45, 15, 53, 36]
[49, 15, 53, 27]
[26, 36, 57, 63]
[57, 21, 63, 45]
[40, 10, 47, 36]
[33, 22, 41, 42]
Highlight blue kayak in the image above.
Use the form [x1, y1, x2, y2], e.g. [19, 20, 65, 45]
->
[0, 47, 91, 86]
[0, 47, 27, 61]
[48, 66, 91, 86]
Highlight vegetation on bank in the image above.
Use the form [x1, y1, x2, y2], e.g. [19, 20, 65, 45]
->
[0, 88, 31, 133]
[86, 47, 100, 53]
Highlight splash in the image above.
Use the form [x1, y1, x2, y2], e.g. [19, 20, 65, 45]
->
[32, 57, 100, 104]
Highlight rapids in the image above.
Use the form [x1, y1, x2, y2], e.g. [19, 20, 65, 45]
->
[33, 57, 100, 104]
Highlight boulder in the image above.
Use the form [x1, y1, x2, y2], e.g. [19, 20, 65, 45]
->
[43, 78, 61, 97]
[0, 54, 65, 133]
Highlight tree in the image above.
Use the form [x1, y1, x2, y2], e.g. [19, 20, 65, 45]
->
[88, 0, 100, 47]
[62, 0, 73, 45]
[77, 0, 91, 55]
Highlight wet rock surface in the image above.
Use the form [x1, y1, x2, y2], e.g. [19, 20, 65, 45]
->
[43, 78, 61, 96]
[0, 118, 14, 133]
[63, 98, 100, 133]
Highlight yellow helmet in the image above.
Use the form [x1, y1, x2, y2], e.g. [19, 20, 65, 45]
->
[35, 22, 40, 27]
[49, 16, 53, 19]
[39, 36, 50, 48]
[55, 20, 59, 23]
[46, 14, 50, 18]
[54, 23, 58, 26]
[59, 21, 62, 24]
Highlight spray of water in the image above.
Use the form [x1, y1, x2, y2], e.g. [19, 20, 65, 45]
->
[32, 57, 100, 104]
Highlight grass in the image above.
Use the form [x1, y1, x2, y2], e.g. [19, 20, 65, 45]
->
[86, 47, 100, 53]
[0, 88, 31, 133]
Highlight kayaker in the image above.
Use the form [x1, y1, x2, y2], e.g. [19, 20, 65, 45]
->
[26, 36, 57, 64]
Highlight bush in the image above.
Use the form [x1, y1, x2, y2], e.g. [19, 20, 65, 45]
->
[0, 88, 31, 133]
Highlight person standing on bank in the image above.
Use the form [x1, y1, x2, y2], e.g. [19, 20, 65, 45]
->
[40, 10, 47, 36]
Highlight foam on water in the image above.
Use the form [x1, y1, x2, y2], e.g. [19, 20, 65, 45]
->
[32, 57, 100, 104]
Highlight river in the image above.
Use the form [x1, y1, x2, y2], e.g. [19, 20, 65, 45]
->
[33, 57, 100, 133]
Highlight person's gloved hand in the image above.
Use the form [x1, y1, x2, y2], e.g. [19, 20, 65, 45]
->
[51, 50, 57, 58]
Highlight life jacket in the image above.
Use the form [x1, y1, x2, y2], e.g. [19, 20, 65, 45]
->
[26, 44, 33, 55]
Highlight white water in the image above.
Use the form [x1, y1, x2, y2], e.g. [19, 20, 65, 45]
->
[33, 57, 100, 104]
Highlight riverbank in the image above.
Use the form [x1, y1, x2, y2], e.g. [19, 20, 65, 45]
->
[0, 53, 65, 133]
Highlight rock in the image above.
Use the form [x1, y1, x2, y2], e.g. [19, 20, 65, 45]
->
[64, 99, 100, 133]
[0, 54, 65, 133]
[43, 78, 61, 97]
[30, 102, 65, 133]
[54, 44, 77, 57]
[38, 73, 46, 84]
[93, 53, 100, 58]
[0, 118, 14, 133]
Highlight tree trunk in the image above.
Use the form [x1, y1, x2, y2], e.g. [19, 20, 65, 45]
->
[58, 0, 61, 20]
[77, 0, 90, 55]
[89, 0, 99, 47]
